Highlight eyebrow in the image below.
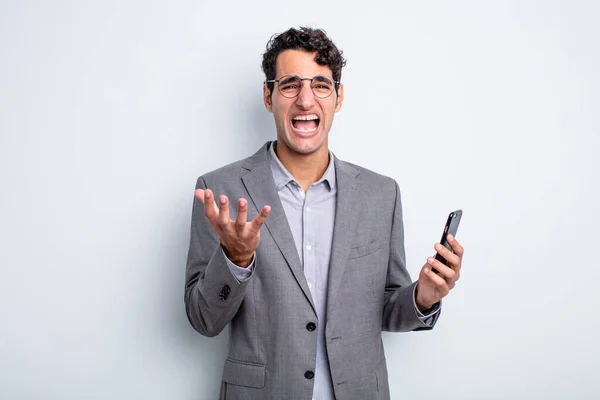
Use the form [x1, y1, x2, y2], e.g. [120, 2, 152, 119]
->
[279, 75, 300, 85]
[313, 76, 333, 83]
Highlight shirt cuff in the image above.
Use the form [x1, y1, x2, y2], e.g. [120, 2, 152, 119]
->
[222, 247, 255, 282]
[413, 284, 441, 326]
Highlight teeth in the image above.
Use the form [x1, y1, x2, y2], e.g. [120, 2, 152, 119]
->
[295, 126, 317, 133]
[292, 114, 319, 121]
[291, 114, 319, 133]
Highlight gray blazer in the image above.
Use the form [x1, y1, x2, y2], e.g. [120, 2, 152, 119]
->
[184, 142, 439, 400]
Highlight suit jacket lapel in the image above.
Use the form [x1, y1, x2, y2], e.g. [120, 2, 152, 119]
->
[241, 143, 317, 315]
[326, 157, 362, 317]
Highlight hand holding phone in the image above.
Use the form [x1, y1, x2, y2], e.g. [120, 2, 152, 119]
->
[433, 209, 462, 273]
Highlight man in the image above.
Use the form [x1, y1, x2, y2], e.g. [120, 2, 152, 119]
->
[184, 27, 463, 400]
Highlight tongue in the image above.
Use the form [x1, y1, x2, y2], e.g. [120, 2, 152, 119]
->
[294, 120, 318, 131]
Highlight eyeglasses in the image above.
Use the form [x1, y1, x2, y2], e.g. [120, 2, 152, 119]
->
[265, 75, 340, 99]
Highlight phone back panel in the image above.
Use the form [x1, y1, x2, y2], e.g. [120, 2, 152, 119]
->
[435, 209, 462, 266]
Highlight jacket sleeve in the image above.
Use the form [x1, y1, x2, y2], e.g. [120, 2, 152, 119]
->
[381, 179, 441, 332]
[184, 176, 251, 337]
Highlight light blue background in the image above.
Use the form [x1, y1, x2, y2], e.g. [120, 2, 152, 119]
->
[1, 1, 598, 399]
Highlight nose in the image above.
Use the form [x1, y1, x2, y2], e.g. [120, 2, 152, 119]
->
[295, 80, 315, 110]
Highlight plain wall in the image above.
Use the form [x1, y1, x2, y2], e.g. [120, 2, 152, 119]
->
[1, 1, 599, 399]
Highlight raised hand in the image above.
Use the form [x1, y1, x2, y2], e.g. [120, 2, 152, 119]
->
[195, 188, 271, 268]
[415, 234, 464, 311]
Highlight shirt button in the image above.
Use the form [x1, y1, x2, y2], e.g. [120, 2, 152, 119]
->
[306, 322, 316, 331]
[304, 370, 314, 380]
[306, 206, 311, 212]
[307, 282, 312, 289]
[306, 244, 312, 251]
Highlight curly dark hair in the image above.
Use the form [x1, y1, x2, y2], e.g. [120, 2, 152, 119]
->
[262, 27, 347, 95]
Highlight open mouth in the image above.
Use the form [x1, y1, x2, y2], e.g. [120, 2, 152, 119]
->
[291, 114, 320, 133]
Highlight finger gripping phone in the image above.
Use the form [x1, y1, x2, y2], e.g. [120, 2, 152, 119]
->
[434, 209, 463, 270]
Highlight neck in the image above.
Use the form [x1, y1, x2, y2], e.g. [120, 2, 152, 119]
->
[274, 141, 330, 192]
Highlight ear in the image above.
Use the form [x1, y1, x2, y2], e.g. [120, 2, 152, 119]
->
[334, 83, 344, 112]
[263, 83, 273, 112]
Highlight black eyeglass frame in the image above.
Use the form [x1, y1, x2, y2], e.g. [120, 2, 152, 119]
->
[265, 75, 341, 99]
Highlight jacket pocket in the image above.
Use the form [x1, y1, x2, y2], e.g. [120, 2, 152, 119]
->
[348, 239, 381, 260]
[222, 358, 266, 389]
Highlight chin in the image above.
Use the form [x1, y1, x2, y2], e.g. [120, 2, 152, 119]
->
[286, 135, 326, 155]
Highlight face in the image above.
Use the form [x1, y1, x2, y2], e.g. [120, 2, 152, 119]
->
[263, 50, 344, 158]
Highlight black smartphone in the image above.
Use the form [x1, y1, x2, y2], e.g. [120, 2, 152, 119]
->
[433, 209, 462, 272]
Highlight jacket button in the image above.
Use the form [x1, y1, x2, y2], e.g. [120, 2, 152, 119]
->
[304, 370, 314, 380]
[219, 285, 231, 301]
[306, 322, 316, 332]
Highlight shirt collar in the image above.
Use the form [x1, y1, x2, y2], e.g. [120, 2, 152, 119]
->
[268, 141, 336, 192]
